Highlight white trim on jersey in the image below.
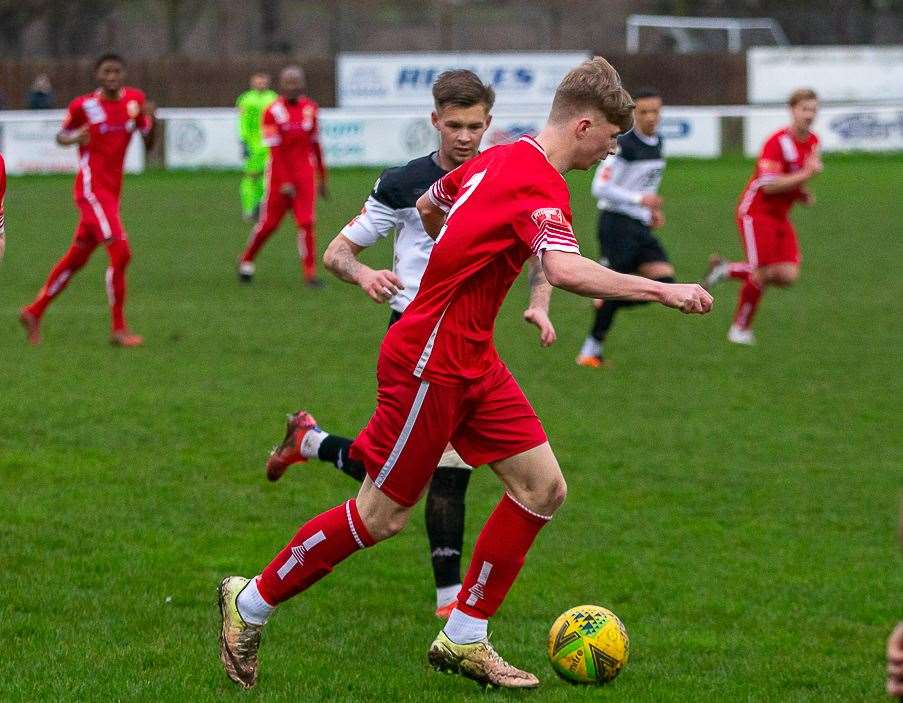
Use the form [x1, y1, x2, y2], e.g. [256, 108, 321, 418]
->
[741, 215, 759, 268]
[79, 155, 113, 240]
[413, 306, 449, 378]
[373, 379, 431, 489]
[428, 180, 453, 211]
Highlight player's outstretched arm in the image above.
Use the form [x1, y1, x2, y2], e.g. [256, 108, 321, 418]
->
[523, 256, 556, 347]
[323, 234, 403, 304]
[542, 250, 713, 315]
[760, 153, 822, 194]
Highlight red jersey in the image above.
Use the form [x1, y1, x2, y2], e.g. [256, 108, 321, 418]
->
[381, 135, 580, 385]
[261, 96, 325, 184]
[739, 127, 819, 220]
[62, 87, 151, 202]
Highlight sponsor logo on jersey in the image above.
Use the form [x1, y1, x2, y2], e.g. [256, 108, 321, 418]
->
[530, 207, 568, 229]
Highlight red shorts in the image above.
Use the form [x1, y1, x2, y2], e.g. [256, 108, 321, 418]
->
[350, 356, 548, 507]
[74, 195, 126, 244]
[736, 211, 799, 268]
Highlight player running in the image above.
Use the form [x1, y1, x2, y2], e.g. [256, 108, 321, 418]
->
[266, 70, 556, 620]
[577, 87, 673, 367]
[703, 88, 822, 345]
[238, 65, 327, 287]
[19, 53, 157, 346]
[218, 57, 712, 691]
[236, 72, 278, 222]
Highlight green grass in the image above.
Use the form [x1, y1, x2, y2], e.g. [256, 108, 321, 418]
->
[1, 155, 901, 701]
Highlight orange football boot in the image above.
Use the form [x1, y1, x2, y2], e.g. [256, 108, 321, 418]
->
[266, 410, 319, 482]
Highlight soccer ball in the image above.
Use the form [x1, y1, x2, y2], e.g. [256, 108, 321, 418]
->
[547, 605, 629, 684]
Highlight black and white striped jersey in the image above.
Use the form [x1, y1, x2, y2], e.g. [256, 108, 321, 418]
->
[591, 129, 665, 226]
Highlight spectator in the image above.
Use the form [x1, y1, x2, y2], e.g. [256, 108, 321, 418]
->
[26, 74, 55, 110]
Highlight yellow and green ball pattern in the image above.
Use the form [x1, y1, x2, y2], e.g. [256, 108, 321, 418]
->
[547, 605, 629, 684]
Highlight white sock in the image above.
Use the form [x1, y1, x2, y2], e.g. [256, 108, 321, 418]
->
[236, 576, 274, 625]
[299, 427, 328, 459]
[436, 584, 461, 609]
[443, 608, 488, 644]
[579, 336, 602, 358]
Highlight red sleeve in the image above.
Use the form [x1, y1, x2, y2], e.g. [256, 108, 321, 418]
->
[61, 97, 86, 132]
[262, 106, 281, 147]
[513, 180, 580, 256]
[757, 133, 785, 180]
[310, 106, 326, 180]
[427, 162, 469, 211]
[131, 89, 153, 136]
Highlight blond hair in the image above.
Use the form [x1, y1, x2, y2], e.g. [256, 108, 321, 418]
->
[789, 88, 818, 107]
[549, 56, 635, 131]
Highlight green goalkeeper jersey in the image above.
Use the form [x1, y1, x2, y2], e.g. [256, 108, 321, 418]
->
[236, 88, 278, 153]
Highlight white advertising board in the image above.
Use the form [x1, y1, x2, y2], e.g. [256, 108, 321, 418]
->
[337, 52, 588, 110]
[744, 105, 903, 156]
[660, 110, 721, 158]
[0, 110, 144, 175]
[748, 47, 903, 104]
[163, 109, 243, 169]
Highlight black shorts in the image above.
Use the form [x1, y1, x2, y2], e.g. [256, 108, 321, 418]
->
[597, 210, 669, 273]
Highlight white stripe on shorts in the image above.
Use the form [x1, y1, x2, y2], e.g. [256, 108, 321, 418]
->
[373, 380, 430, 489]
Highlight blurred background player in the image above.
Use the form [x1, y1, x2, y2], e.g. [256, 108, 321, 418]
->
[266, 70, 556, 619]
[0, 150, 6, 262]
[236, 72, 277, 222]
[237, 65, 327, 287]
[577, 87, 672, 367]
[703, 88, 822, 345]
[19, 53, 156, 346]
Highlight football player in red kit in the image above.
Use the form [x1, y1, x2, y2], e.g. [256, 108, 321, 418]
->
[703, 88, 822, 345]
[217, 57, 712, 691]
[238, 65, 327, 287]
[19, 53, 156, 346]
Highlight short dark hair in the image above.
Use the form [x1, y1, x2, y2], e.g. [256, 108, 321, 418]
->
[549, 56, 635, 132]
[432, 70, 495, 112]
[632, 87, 661, 101]
[95, 53, 125, 71]
[789, 88, 817, 107]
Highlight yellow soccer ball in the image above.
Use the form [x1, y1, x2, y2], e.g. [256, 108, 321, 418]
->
[547, 605, 629, 684]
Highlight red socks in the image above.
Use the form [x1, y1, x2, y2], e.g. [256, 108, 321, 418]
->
[25, 242, 93, 318]
[106, 239, 131, 332]
[256, 499, 374, 606]
[733, 278, 763, 329]
[297, 226, 317, 280]
[456, 493, 551, 619]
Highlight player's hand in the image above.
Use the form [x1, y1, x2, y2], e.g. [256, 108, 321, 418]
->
[73, 126, 91, 145]
[887, 622, 903, 696]
[318, 181, 329, 199]
[658, 282, 713, 315]
[0, 234, 5, 263]
[142, 100, 157, 116]
[803, 152, 823, 176]
[523, 307, 557, 347]
[640, 193, 663, 209]
[799, 187, 816, 207]
[650, 208, 666, 229]
[279, 183, 296, 198]
[359, 268, 404, 304]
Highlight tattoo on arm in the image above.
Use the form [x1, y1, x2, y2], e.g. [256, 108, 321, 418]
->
[527, 256, 553, 312]
[329, 242, 365, 284]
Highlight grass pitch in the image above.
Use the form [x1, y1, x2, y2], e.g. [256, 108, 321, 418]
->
[1, 155, 902, 701]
